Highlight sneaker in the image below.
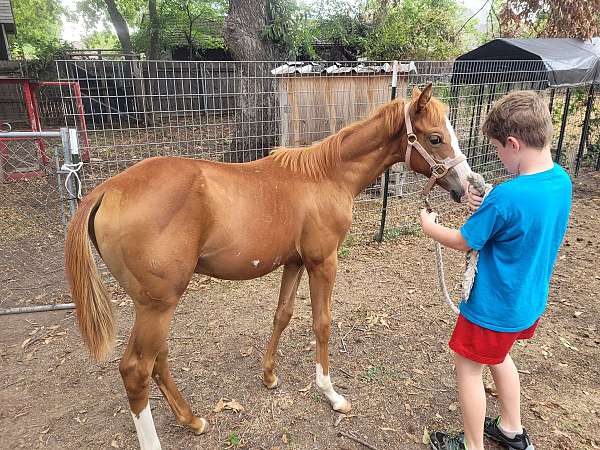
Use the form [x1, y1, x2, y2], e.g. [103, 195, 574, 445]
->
[429, 431, 466, 450]
[484, 416, 535, 450]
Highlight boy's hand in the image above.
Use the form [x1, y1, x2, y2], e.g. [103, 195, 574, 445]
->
[419, 208, 471, 251]
[420, 208, 438, 232]
[467, 184, 484, 211]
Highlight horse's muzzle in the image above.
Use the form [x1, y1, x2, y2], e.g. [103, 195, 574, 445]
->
[450, 188, 464, 203]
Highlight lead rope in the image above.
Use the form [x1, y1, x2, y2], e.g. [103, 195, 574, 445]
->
[426, 172, 492, 314]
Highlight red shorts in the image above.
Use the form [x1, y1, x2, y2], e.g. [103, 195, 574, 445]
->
[449, 315, 539, 365]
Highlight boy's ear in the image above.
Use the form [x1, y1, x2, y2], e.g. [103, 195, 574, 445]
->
[506, 136, 521, 151]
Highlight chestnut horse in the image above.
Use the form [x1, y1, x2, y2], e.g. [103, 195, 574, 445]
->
[65, 84, 471, 449]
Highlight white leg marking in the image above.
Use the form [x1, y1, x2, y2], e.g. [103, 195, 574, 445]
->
[315, 363, 348, 410]
[131, 402, 162, 450]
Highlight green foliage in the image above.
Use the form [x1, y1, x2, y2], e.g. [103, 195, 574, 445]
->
[75, 0, 146, 53]
[75, 0, 225, 55]
[260, 0, 481, 61]
[263, 0, 315, 59]
[132, 0, 227, 56]
[82, 31, 121, 50]
[75, 0, 146, 32]
[16, 0, 481, 61]
[363, 0, 480, 60]
[9, 0, 69, 59]
[308, 0, 371, 60]
[260, 0, 372, 60]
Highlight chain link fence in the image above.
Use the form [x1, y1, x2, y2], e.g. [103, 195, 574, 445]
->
[0, 130, 78, 313]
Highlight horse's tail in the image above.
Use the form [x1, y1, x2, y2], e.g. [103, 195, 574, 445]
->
[64, 190, 115, 361]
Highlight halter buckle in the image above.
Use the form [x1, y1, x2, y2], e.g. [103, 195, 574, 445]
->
[407, 133, 418, 145]
[431, 163, 448, 178]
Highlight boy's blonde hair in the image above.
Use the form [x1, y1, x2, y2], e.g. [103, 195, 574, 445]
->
[482, 90, 553, 149]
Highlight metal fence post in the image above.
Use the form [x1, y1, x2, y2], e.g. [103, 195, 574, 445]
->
[375, 61, 399, 242]
[575, 84, 595, 176]
[69, 128, 82, 198]
[60, 127, 80, 216]
[548, 88, 556, 114]
[555, 89, 571, 165]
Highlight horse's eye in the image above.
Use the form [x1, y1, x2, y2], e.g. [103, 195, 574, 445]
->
[429, 135, 442, 146]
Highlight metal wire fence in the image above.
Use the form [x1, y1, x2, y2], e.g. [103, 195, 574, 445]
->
[0, 132, 74, 311]
[0, 58, 594, 316]
[1, 59, 594, 311]
[53, 59, 592, 239]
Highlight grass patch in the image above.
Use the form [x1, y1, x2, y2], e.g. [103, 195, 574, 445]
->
[226, 431, 241, 447]
[359, 365, 386, 383]
[382, 224, 423, 240]
[338, 233, 357, 258]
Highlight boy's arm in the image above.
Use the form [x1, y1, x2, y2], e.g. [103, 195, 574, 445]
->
[420, 209, 471, 252]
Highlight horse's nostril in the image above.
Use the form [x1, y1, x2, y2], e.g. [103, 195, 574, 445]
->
[450, 189, 463, 203]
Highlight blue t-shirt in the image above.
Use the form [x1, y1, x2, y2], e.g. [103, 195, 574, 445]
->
[459, 164, 572, 332]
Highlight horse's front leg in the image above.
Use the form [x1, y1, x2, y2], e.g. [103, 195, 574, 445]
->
[263, 262, 304, 388]
[307, 253, 352, 413]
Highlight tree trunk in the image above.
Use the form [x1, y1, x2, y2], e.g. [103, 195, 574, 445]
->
[148, 0, 160, 60]
[103, 0, 134, 56]
[223, 0, 285, 163]
[102, 0, 152, 126]
[225, 0, 283, 61]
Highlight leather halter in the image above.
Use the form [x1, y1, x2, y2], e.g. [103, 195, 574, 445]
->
[404, 102, 466, 196]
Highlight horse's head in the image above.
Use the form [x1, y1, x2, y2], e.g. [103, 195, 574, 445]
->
[401, 84, 472, 203]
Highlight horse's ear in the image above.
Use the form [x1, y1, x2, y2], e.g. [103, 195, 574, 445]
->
[415, 83, 433, 113]
[412, 86, 421, 100]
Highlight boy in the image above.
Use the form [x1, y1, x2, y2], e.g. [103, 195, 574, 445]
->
[419, 91, 572, 450]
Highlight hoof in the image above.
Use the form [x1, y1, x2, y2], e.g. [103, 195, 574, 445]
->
[263, 374, 279, 390]
[333, 398, 352, 414]
[190, 417, 208, 435]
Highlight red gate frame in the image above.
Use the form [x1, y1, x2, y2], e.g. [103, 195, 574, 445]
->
[0, 78, 89, 182]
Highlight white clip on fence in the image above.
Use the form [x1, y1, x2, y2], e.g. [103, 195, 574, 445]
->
[61, 161, 83, 199]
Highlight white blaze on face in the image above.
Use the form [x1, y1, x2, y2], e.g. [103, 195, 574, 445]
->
[131, 402, 162, 450]
[444, 116, 472, 182]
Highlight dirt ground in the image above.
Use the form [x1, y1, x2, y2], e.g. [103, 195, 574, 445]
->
[1, 171, 599, 450]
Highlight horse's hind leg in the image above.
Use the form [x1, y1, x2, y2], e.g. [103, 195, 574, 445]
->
[119, 304, 170, 450]
[152, 343, 207, 434]
[263, 262, 304, 389]
[119, 300, 206, 450]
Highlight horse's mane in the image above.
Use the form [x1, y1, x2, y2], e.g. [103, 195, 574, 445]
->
[269, 96, 447, 179]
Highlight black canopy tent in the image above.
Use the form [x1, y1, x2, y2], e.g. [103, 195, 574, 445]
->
[450, 38, 599, 174]
[452, 38, 600, 87]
